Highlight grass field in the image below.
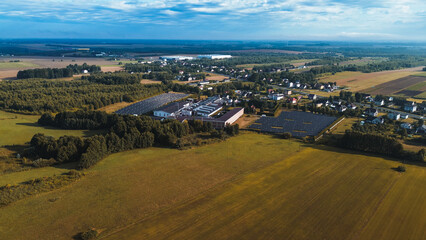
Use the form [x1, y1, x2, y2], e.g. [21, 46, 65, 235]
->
[0, 111, 93, 147]
[405, 81, 426, 91]
[412, 72, 426, 77]
[319, 67, 425, 92]
[0, 132, 424, 239]
[0, 110, 98, 173]
[0, 61, 40, 70]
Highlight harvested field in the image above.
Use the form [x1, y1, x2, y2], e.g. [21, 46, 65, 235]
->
[319, 67, 425, 92]
[0, 56, 126, 80]
[0, 133, 425, 240]
[101, 66, 123, 72]
[366, 75, 426, 95]
[140, 79, 161, 84]
[224, 49, 304, 54]
[205, 72, 228, 81]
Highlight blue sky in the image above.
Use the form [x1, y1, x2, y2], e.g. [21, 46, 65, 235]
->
[0, 0, 425, 41]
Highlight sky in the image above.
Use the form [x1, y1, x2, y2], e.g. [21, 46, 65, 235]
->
[0, 0, 425, 41]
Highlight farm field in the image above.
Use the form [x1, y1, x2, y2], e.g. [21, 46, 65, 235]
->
[205, 72, 228, 81]
[236, 59, 317, 69]
[319, 67, 424, 92]
[0, 133, 424, 239]
[0, 57, 126, 80]
[366, 75, 426, 97]
[103, 140, 426, 240]
[0, 61, 40, 69]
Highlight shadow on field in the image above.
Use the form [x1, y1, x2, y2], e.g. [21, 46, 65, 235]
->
[306, 143, 426, 168]
[15, 122, 104, 138]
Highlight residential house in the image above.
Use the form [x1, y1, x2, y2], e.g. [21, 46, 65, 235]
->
[336, 105, 347, 112]
[404, 102, 417, 112]
[366, 117, 384, 124]
[375, 99, 385, 106]
[308, 94, 317, 100]
[388, 112, 400, 120]
[365, 108, 378, 117]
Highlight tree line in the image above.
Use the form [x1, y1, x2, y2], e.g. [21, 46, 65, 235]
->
[31, 111, 239, 169]
[82, 72, 142, 85]
[16, 63, 100, 79]
[340, 130, 424, 163]
[310, 56, 426, 74]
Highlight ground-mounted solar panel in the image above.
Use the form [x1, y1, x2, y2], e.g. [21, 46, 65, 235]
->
[249, 111, 337, 138]
[115, 93, 189, 115]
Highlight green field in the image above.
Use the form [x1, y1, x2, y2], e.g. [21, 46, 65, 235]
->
[0, 132, 424, 239]
[405, 81, 426, 91]
[412, 72, 426, 77]
[0, 110, 99, 173]
[0, 61, 39, 69]
[0, 111, 94, 146]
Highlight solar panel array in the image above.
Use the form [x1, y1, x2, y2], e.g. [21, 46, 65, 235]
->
[115, 93, 189, 115]
[249, 111, 337, 138]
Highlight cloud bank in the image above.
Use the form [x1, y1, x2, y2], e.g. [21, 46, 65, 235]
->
[0, 0, 425, 40]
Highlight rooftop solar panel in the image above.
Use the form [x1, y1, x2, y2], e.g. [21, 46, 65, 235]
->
[115, 93, 189, 115]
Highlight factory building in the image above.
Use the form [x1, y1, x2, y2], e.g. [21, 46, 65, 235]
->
[197, 54, 232, 59]
[160, 55, 194, 61]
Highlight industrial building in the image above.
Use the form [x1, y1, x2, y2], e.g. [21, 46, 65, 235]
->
[197, 54, 232, 59]
[151, 96, 243, 129]
[160, 55, 194, 61]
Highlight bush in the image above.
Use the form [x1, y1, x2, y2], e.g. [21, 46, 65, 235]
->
[281, 132, 292, 139]
[396, 165, 406, 172]
[78, 229, 99, 240]
[32, 158, 57, 168]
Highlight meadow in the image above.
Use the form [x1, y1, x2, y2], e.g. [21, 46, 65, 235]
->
[0, 132, 424, 240]
[0, 110, 98, 173]
[0, 110, 93, 147]
[0, 61, 39, 70]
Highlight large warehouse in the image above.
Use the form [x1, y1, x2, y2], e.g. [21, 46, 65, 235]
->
[197, 54, 232, 59]
[160, 55, 194, 61]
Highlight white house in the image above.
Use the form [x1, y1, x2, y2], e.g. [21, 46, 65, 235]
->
[375, 99, 385, 106]
[388, 112, 400, 120]
[404, 102, 417, 112]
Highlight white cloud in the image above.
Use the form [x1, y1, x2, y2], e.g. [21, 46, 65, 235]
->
[0, 0, 424, 40]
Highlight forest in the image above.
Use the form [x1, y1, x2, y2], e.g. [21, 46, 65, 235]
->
[32, 111, 239, 169]
[310, 56, 426, 74]
[0, 73, 200, 113]
[16, 63, 101, 79]
[340, 130, 425, 162]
